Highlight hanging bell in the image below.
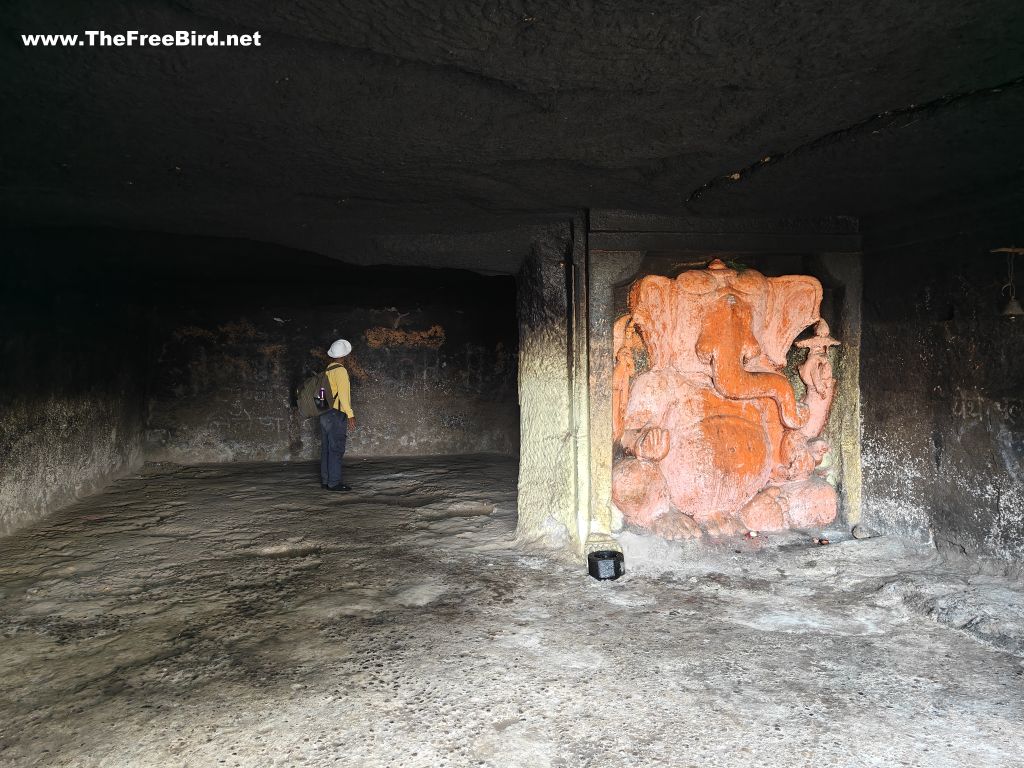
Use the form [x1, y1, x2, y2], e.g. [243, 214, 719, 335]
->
[1002, 296, 1024, 318]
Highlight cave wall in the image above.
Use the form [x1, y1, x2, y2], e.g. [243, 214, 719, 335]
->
[0, 242, 149, 535]
[145, 259, 519, 462]
[861, 205, 1024, 565]
[0, 229, 520, 536]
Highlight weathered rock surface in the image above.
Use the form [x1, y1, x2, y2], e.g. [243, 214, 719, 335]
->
[2, 2, 1021, 261]
[1, 457, 1022, 767]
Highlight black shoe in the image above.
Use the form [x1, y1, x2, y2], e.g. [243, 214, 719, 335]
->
[327, 484, 352, 492]
[321, 483, 328, 489]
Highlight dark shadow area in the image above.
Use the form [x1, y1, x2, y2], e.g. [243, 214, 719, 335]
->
[1, 228, 521, 533]
[861, 202, 1024, 563]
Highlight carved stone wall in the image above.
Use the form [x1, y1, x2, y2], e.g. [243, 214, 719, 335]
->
[145, 263, 519, 462]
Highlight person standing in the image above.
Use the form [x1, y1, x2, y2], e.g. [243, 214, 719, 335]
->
[320, 339, 357, 491]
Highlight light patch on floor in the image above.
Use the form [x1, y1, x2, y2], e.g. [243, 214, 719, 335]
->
[0, 456, 1022, 767]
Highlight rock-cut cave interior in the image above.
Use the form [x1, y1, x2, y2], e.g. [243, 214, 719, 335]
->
[1, 3, 1023, 767]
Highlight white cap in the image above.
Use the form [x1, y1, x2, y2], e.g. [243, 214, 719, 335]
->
[327, 339, 352, 358]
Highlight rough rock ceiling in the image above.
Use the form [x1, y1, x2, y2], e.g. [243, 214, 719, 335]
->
[2, 1, 1022, 269]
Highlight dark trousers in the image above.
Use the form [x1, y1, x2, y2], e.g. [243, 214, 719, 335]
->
[319, 409, 348, 487]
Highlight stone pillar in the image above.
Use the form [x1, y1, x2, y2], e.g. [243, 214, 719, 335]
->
[514, 227, 579, 550]
[568, 216, 593, 548]
[818, 253, 864, 525]
[586, 250, 644, 550]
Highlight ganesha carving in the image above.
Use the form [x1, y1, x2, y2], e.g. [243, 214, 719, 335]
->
[611, 259, 840, 538]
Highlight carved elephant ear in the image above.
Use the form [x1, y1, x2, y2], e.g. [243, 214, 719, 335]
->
[627, 275, 676, 369]
[760, 275, 823, 366]
[613, 314, 631, 355]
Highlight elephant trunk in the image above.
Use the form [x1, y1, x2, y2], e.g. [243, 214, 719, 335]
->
[697, 295, 807, 430]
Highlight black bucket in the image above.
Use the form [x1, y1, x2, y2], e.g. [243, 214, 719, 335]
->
[587, 550, 625, 581]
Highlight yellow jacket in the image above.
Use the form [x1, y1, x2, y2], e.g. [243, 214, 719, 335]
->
[325, 364, 354, 417]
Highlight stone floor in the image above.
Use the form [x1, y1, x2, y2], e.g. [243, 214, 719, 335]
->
[1, 456, 1023, 767]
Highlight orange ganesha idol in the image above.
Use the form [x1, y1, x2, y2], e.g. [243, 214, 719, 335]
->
[611, 259, 841, 539]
